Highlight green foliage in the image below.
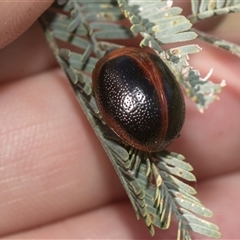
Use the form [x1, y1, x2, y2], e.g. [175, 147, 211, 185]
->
[189, 0, 240, 59]
[189, 0, 240, 23]
[37, 0, 240, 238]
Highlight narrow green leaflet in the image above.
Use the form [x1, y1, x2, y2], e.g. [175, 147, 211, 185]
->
[189, 0, 240, 23]
[44, 0, 135, 59]
[119, 0, 197, 45]
[40, 0, 222, 239]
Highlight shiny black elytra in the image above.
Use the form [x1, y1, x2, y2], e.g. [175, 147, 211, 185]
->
[92, 47, 185, 152]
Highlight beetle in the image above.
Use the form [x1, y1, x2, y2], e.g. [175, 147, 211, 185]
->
[92, 47, 185, 152]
